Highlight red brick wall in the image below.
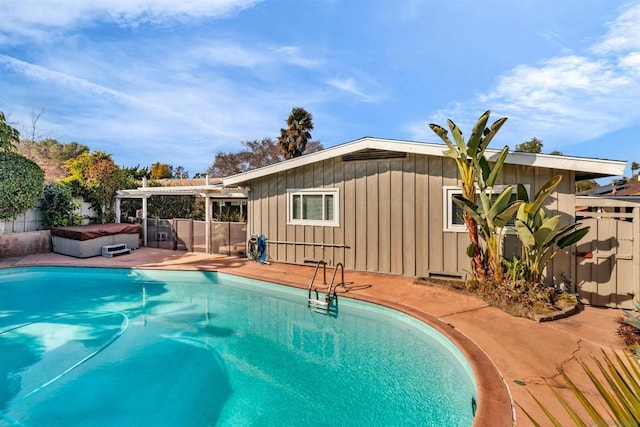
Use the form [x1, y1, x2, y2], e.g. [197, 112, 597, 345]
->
[0, 231, 51, 258]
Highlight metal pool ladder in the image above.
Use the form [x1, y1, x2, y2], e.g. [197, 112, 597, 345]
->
[307, 260, 344, 315]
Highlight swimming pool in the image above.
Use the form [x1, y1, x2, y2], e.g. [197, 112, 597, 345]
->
[0, 267, 477, 426]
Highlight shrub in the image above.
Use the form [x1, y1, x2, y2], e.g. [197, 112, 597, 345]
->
[40, 182, 81, 228]
[0, 152, 44, 220]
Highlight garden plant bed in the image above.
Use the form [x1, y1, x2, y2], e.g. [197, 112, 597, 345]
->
[415, 276, 582, 322]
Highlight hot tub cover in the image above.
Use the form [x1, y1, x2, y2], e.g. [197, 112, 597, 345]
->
[51, 223, 141, 241]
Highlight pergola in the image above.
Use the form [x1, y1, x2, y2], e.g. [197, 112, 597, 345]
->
[115, 176, 247, 249]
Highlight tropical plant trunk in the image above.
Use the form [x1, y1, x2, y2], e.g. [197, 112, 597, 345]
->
[464, 213, 486, 281]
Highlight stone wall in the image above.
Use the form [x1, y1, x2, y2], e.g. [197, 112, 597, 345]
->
[0, 231, 51, 258]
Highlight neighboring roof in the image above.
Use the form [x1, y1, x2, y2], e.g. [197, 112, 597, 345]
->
[578, 175, 640, 197]
[223, 137, 626, 186]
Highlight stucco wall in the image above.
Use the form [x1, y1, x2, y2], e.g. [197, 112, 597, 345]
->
[0, 231, 51, 258]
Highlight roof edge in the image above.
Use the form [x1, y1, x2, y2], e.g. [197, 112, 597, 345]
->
[222, 137, 626, 185]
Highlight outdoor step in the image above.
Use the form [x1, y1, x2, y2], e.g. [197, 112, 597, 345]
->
[101, 244, 131, 258]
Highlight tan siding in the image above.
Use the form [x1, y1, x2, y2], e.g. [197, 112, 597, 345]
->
[268, 173, 278, 259]
[402, 155, 416, 276]
[294, 168, 305, 263]
[244, 151, 580, 285]
[390, 159, 404, 274]
[344, 161, 356, 269]
[428, 156, 444, 273]
[275, 171, 287, 260]
[323, 159, 336, 264]
[415, 155, 429, 276]
[366, 162, 379, 272]
[442, 157, 461, 274]
[354, 163, 367, 270]
[313, 162, 324, 261]
[551, 169, 574, 286]
[332, 157, 345, 267]
[378, 160, 391, 273]
[285, 169, 296, 263]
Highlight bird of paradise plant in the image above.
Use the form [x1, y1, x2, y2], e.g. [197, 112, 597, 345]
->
[513, 176, 590, 286]
[429, 110, 508, 282]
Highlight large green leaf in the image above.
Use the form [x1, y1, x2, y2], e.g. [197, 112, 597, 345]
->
[530, 175, 562, 217]
[429, 123, 454, 147]
[477, 156, 491, 184]
[516, 201, 535, 223]
[534, 215, 562, 248]
[556, 226, 590, 249]
[494, 201, 522, 228]
[452, 196, 484, 226]
[486, 145, 509, 188]
[479, 117, 508, 151]
[517, 183, 529, 203]
[486, 186, 513, 220]
[515, 220, 536, 248]
[467, 110, 490, 157]
[447, 119, 467, 158]
[479, 190, 491, 217]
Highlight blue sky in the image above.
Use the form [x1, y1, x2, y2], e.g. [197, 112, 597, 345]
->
[1, 0, 638, 177]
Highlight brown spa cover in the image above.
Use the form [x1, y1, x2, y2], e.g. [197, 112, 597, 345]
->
[51, 223, 141, 241]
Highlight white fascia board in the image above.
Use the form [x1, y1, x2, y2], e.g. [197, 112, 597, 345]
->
[222, 136, 626, 185]
[222, 137, 446, 185]
[498, 151, 626, 177]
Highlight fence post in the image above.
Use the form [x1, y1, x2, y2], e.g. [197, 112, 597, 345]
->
[634, 206, 640, 304]
[188, 218, 194, 252]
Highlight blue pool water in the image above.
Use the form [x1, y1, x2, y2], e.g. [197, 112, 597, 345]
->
[0, 267, 477, 426]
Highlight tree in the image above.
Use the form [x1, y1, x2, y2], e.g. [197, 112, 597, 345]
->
[429, 110, 509, 282]
[40, 182, 80, 228]
[150, 162, 173, 179]
[632, 161, 640, 176]
[174, 166, 189, 179]
[0, 111, 20, 152]
[63, 151, 124, 223]
[18, 138, 89, 181]
[0, 151, 44, 220]
[278, 107, 314, 159]
[209, 137, 322, 177]
[514, 137, 543, 153]
[209, 138, 281, 177]
[576, 179, 598, 192]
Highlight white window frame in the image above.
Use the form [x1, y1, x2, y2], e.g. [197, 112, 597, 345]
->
[443, 185, 530, 232]
[287, 188, 340, 227]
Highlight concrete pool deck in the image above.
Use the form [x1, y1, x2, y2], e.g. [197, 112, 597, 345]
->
[0, 248, 627, 426]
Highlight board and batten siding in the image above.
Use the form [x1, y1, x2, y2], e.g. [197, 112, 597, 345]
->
[247, 153, 576, 282]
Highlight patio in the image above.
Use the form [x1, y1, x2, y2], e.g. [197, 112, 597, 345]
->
[0, 248, 625, 426]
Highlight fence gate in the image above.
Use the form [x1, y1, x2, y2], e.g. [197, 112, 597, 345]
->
[575, 197, 640, 309]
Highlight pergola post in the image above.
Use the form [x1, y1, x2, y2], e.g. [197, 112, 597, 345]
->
[115, 198, 121, 223]
[205, 194, 211, 254]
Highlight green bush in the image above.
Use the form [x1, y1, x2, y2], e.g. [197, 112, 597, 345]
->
[0, 152, 44, 220]
[40, 182, 81, 228]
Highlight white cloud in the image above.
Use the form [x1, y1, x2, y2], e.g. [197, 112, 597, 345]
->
[325, 71, 385, 104]
[591, 2, 640, 53]
[0, 0, 261, 44]
[411, 2, 640, 150]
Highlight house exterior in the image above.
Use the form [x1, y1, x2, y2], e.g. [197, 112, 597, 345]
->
[223, 137, 625, 286]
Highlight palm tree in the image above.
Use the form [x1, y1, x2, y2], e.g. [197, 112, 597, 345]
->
[278, 107, 314, 159]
